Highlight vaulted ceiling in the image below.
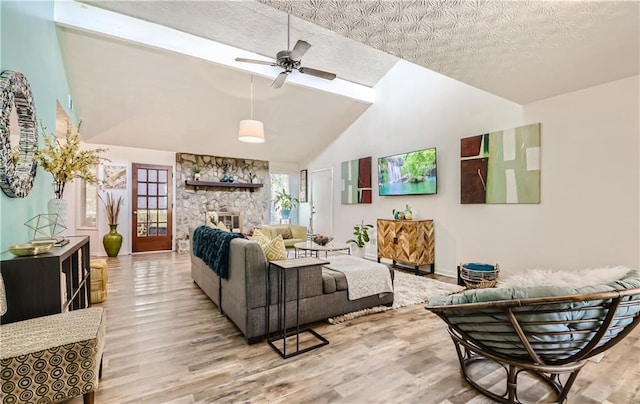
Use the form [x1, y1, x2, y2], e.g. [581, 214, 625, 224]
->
[57, 1, 639, 163]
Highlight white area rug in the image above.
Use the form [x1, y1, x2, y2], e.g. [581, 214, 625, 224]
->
[327, 271, 464, 324]
[498, 266, 633, 289]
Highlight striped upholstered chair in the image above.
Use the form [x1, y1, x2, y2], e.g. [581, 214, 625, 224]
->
[0, 273, 106, 404]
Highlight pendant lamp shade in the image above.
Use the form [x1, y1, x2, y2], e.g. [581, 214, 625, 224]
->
[238, 120, 264, 143]
[238, 75, 265, 143]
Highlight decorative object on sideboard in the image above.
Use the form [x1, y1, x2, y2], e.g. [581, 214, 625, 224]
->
[24, 213, 67, 245]
[0, 70, 38, 198]
[35, 120, 106, 228]
[8, 242, 54, 257]
[99, 192, 124, 257]
[274, 188, 299, 220]
[393, 204, 413, 220]
[346, 221, 374, 258]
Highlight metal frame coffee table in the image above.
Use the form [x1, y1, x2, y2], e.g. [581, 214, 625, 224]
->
[293, 241, 351, 258]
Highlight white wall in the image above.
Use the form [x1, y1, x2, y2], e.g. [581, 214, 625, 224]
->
[66, 144, 175, 256]
[305, 60, 639, 277]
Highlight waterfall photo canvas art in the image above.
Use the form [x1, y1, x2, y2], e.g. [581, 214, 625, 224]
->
[378, 148, 437, 196]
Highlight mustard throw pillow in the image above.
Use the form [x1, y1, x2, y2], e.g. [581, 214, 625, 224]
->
[261, 235, 287, 261]
[251, 229, 270, 245]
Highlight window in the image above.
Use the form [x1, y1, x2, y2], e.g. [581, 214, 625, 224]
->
[270, 173, 289, 224]
[78, 167, 98, 228]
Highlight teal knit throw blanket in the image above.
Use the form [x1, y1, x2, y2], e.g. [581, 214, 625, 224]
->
[193, 226, 246, 279]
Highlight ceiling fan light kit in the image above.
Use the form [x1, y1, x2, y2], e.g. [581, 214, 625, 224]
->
[235, 14, 337, 89]
[238, 75, 265, 143]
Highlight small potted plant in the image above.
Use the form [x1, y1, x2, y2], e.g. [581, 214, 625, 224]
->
[347, 221, 374, 258]
[192, 165, 202, 181]
[274, 189, 299, 219]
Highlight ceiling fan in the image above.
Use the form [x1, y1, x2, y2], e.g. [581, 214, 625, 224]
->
[235, 14, 337, 89]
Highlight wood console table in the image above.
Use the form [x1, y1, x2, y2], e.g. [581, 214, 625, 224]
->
[377, 219, 435, 275]
[0, 236, 91, 324]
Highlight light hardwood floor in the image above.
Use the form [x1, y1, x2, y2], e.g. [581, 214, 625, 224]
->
[68, 252, 640, 403]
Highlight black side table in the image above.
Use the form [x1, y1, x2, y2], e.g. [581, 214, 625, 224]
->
[266, 257, 329, 358]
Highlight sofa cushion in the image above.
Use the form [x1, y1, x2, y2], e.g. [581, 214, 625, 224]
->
[322, 268, 348, 294]
[274, 227, 293, 240]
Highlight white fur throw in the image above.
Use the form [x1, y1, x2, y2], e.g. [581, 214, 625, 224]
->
[498, 266, 634, 289]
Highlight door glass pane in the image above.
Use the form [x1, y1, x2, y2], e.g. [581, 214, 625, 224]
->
[159, 197, 167, 209]
[148, 209, 158, 222]
[149, 197, 157, 209]
[137, 224, 147, 237]
[149, 170, 157, 182]
[137, 197, 147, 209]
[138, 168, 147, 182]
[137, 210, 147, 224]
[138, 183, 147, 196]
[158, 210, 167, 222]
[148, 226, 158, 236]
[157, 223, 167, 236]
[159, 183, 167, 196]
[159, 170, 167, 182]
[148, 183, 158, 196]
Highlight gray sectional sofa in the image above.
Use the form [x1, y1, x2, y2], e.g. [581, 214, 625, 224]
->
[191, 235, 394, 343]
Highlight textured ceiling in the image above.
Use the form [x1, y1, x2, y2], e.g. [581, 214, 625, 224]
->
[262, 0, 640, 103]
[83, 0, 398, 87]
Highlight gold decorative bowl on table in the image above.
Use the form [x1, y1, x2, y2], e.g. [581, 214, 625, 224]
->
[9, 242, 54, 257]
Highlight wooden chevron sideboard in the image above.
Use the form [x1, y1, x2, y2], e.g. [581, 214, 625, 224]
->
[377, 219, 435, 275]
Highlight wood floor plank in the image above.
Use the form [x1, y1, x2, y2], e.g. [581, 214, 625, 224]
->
[63, 252, 639, 403]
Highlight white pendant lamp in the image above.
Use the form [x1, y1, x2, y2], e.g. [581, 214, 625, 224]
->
[238, 75, 265, 143]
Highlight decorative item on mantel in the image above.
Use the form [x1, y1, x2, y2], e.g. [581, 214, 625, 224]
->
[192, 165, 202, 181]
[35, 120, 106, 228]
[99, 191, 124, 257]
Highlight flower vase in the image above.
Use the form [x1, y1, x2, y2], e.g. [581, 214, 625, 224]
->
[103, 224, 123, 257]
[47, 198, 68, 233]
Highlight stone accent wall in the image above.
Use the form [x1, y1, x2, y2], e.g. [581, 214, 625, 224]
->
[175, 153, 270, 248]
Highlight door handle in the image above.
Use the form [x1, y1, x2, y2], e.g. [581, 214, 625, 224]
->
[133, 211, 137, 215]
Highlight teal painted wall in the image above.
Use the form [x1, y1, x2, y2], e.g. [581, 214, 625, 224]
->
[0, 0, 73, 251]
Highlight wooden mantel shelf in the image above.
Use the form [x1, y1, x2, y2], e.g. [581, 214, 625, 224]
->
[184, 180, 264, 191]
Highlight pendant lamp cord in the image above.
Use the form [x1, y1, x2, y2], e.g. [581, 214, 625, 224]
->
[250, 75, 254, 120]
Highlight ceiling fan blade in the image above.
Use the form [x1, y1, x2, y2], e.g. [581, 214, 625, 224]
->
[289, 40, 311, 60]
[272, 72, 288, 88]
[235, 57, 275, 66]
[298, 66, 337, 81]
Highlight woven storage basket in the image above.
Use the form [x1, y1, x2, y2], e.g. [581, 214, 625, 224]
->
[460, 263, 499, 289]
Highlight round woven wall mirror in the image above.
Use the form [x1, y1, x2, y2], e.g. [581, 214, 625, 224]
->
[0, 70, 38, 198]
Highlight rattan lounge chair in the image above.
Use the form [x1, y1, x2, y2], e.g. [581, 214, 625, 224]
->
[427, 271, 640, 403]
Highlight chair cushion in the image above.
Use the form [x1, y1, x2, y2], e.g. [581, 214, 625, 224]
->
[0, 307, 106, 403]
